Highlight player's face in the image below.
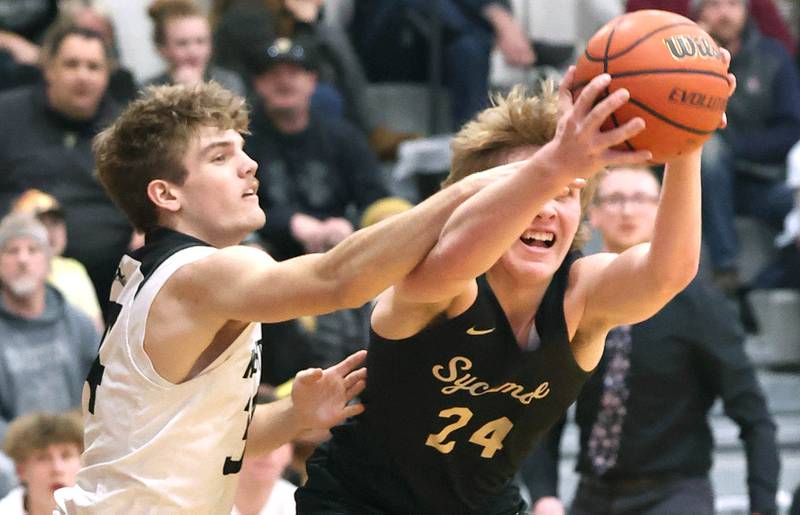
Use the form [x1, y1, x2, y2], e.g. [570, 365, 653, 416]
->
[0, 237, 50, 299]
[159, 15, 212, 71]
[177, 127, 264, 246]
[589, 169, 660, 253]
[45, 35, 109, 120]
[493, 146, 582, 283]
[253, 63, 317, 115]
[17, 443, 81, 508]
[699, 0, 747, 47]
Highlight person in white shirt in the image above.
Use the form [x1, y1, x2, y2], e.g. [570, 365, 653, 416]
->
[1, 412, 82, 515]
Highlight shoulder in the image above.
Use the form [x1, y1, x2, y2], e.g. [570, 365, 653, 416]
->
[0, 86, 36, 120]
[168, 245, 274, 293]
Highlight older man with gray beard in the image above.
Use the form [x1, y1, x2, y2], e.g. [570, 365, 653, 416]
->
[0, 213, 98, 492]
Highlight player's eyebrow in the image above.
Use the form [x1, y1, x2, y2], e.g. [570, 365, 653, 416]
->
[198, 135, 243, 159]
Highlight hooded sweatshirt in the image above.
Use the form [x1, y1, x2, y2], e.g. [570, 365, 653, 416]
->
[0, 285, 98, 443]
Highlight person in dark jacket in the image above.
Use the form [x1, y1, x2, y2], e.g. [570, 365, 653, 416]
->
[244, 37, 392, 259]
[0, 25, 132, 310]
[694, 0, 800, 294]
[525, 166, 779, 515]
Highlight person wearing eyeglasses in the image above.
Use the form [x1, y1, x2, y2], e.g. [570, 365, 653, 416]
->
[525, 166, 780, 515]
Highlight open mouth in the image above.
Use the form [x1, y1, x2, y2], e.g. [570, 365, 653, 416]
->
[520, 230, 556, 249]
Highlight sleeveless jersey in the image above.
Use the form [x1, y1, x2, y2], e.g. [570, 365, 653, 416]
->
[56, 228, 262, 514]
[323, 251, 590, 514]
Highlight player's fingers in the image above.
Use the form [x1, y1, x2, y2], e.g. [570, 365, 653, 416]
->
[339, 401, 365, 421]
[719, 47, 731, 68]
[343, 367, 367, 389]
[295, 367, 323, 384]
[573, 73, 611, 118]
[345, 379, 366, 400]
[571, 178, 588, 189]
[602, 148, 653, 166]
[585, 88, 629, 131]
[595, 117, 645, 149]
[727, 72, 737, 97]
[329, 349, 367, 376]
[557, 65, 576, 113]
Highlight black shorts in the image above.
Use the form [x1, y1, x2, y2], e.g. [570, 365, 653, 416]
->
[295, 443, 388, 514]
[296, 442, 527, 515]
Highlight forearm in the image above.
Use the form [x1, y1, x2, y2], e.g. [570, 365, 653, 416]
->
[245, 398, 304, 457]
[315, 178, 483, 307]
[411, 154, 571, 285]
[645, 149, 702, 287]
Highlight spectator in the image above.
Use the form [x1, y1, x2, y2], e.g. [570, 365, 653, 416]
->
[145, 0, 246, 96]
[0, 411, 83, 515]
[12, 189, 103, 330]
[626, 0, 796, 54]
[0, 0, 58, 91]
[211, 0, 420, 161]
[244, 37, 392, 259]
[525, 166, 780, 515]
[694, 0, 800, 294]
[58, 0, 139, 105]
[0, 25, 132, 309]
[0, 214, 98, 447]
[750, 139, 800, 290]
[348, 0, 535, 129]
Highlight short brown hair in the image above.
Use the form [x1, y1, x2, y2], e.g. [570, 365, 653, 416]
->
[94, 81, 250, 232]
[443, 83, 600, 249]
[148, 0, 203, 47]
[40, 24, 113, 67]
[3, 411, 83, 464]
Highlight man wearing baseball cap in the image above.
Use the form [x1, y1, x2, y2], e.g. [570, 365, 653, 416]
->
[244, 37, 395, 261]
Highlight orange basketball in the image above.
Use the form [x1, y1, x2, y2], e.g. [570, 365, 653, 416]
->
[574, 10, 730, 163]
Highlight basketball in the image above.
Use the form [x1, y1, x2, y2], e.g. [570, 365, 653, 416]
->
[574, 9, 730, 163]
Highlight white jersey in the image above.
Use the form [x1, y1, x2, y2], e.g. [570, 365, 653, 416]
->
[56, 229, 261, 514]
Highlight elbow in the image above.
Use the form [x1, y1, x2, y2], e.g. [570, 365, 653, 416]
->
[333, 276, 375, 310]
[653, 257, 698, 296]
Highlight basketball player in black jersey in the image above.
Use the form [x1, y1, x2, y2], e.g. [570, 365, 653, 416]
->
[296, 61, 736, 514]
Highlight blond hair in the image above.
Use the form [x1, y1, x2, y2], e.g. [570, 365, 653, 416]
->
[4, 411, 83, 464]
[94, 82, 249, 232]
[444, 83, 599, 249]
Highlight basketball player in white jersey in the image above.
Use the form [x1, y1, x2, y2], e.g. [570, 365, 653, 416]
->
[50, 80, 579, 514]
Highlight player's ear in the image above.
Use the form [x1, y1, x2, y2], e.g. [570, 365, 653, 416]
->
[147, 179, 181, 213]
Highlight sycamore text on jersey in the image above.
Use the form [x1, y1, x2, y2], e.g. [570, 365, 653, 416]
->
[432, 356, 550, 405]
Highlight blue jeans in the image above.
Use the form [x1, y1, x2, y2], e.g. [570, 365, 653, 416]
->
[700, 135, 795, 271]
[570, 476, 714, 515]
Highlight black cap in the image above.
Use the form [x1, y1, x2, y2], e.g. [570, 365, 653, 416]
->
[248, 37, 317, 75]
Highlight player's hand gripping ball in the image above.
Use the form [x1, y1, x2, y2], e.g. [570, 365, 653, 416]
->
[574, 9, 731, 163]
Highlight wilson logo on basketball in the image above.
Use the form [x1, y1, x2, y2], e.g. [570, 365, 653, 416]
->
[663, 34, 721, 61]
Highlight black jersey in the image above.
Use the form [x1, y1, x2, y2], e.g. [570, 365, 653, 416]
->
[318, 251, 592, 514]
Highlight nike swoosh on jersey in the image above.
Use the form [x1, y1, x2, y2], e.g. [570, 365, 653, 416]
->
[466, 326, 496, 336]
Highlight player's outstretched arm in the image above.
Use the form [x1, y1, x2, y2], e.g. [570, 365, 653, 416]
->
[392, 69, 651, 305]
[175, 173, 487, 326]
[244, 350, 367, 457]
[578, 53, 736, 330]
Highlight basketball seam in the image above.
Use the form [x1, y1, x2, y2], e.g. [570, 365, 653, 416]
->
[584, 21, 699, 62]
[628, 97, 714, 135]
[604, 23, 637, 150]
[571, 68, 728, 91]
[611, 68, 729, 81]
